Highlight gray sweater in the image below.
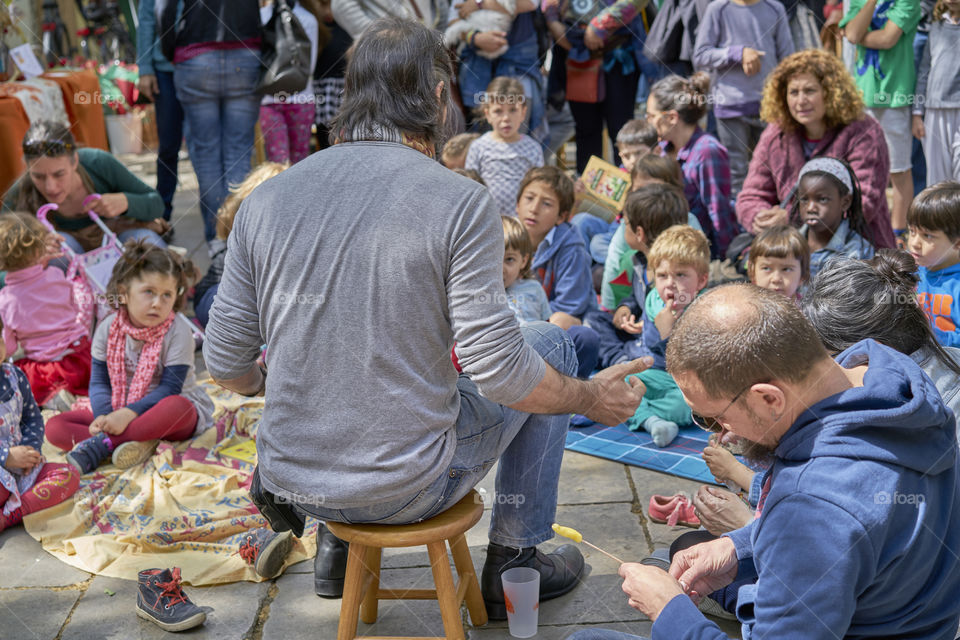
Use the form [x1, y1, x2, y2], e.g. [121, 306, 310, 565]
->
[692, 0, 794, 117]
[914, 20, 960, 115]
[202, 142, 546, 508]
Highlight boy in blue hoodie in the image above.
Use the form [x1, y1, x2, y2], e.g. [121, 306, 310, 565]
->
[570, 284, 960, 640]
[516, 166, 599, 376]
[907, 181, 960, 347]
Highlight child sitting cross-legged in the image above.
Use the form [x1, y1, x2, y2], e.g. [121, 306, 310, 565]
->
[586, 184, 690, 369]
[515, 166, 599, 377]
[0, 212, 92, 408]
[0, 315, 79, 533]
[623, 225, 711, 446]
[746, 225, 810, 302]
[46, 241, 215, 473]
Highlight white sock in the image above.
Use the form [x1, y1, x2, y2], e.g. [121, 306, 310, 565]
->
[644, 416, 678, 448]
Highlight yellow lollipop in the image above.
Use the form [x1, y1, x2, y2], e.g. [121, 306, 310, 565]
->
[551, 523, 582, 542]
[551, 523, 624, 563]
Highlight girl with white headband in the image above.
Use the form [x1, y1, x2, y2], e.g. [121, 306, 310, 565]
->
[790, 157, 876, 283]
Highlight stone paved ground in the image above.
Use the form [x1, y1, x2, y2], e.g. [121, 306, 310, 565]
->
[0, 152, 742, 639]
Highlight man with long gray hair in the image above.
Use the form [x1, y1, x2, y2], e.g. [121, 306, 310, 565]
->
[203, 17, 649, 622]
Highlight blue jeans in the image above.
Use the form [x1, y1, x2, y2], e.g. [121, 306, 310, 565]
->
[174, 49, 261, 242]
[58, 227, 167, 254]
[567, 324, 599, 377]
[571, 213, 618, 264]
[297, 322, 578, 548]
[155, 70, 185, 221]
[194, 282, 218, 328]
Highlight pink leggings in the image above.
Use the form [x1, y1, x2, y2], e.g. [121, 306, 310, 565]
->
[259, 102, 314, 164]
[45, 395, 198, 451]
[0, 462, 79, 530]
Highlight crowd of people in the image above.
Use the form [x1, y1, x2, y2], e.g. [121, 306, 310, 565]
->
[1, 0, 960, 636]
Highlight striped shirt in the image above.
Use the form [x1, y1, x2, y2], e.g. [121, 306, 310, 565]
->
[466, 132, 544, 216]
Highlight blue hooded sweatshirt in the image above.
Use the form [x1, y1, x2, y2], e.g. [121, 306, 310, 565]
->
[531, 222, 595, 319]
[651, 340, 960, 640]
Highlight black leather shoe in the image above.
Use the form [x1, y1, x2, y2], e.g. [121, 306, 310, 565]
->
[314, 523, 349, 598]
[480, 541, 585, 620]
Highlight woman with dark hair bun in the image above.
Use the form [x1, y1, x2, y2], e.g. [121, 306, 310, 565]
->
[804, 249, 960, 420]
[647, 72, 738, 259]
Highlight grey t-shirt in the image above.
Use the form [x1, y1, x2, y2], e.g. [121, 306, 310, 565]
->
[203, 141, 547, 509]
[93, 314, 214, 434]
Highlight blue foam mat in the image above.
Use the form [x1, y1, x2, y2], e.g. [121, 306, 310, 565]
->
[565, 421, 718, 483]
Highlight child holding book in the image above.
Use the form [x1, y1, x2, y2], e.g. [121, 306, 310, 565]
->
[466, 77, 544, 216]
[908, 181, 960, 346]
[570, 119, 660, 264]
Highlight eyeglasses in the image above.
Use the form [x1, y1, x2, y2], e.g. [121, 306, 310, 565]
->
[22, 140, 75, 157]
[690, 384, 751, 433]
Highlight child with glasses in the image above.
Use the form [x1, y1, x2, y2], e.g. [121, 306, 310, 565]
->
[623, 225, 710, 446]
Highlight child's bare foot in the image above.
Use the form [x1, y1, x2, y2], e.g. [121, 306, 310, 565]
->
[702, 444, 741, 483]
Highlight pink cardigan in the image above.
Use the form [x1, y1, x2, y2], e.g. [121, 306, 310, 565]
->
[0, 263, 88, 361]
[736, 116, 895, 249]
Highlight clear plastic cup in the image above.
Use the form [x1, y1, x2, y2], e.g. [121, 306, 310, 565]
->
[501, 566, 540, 638]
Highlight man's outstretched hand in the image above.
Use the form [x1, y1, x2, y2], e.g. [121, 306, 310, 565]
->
[582, 357, 652, 426]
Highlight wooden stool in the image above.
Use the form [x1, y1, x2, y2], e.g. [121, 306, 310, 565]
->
[326, 490, 488, 640]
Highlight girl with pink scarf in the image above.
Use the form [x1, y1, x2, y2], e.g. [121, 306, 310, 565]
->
[46, 242, 214, 474]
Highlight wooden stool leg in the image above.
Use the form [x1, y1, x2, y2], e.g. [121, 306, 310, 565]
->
[360, 546, 382, 624]
[449, 533, 488, 627]
[426, 540, 465, 640]
[337, 542, 368, 640]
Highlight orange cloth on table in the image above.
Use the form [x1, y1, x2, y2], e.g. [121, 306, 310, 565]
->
[41, 69, 109, 151]
[0, 97, 30, 196]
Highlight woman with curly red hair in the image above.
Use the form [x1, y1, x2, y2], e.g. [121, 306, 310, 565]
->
[736, 49, 896, 249]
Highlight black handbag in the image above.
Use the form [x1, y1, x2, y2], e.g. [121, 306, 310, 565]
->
[256, 0, 312, 96]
